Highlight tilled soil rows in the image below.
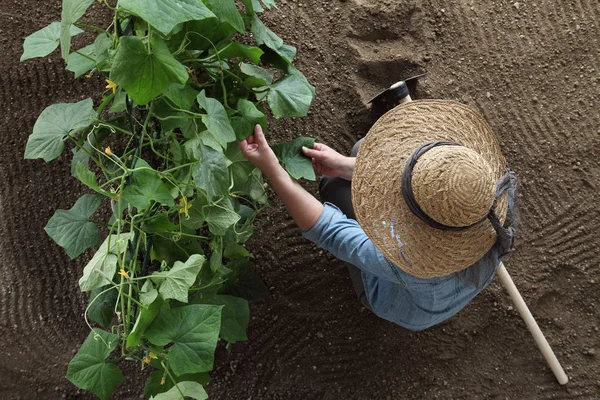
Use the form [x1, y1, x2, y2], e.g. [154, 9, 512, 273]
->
[1, 0, 598, 399]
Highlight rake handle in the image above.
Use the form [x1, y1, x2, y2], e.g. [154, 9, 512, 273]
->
[497, 262, 569, 385]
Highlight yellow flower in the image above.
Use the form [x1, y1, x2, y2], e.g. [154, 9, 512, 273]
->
[85, 73, 92, 79]
[105, 79, 117, 94]
[119, 269, 129, 279]
[143, 357, 151, 364]
[113, 193, 121, 201]
[105, 146, 112, 156]
[160, 377, 166, 385]
[187, 68, 194, 74]
[178, 197, 192, 217]
[149, 352, 158, 359]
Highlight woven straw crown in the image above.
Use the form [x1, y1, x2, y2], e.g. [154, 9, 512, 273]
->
[352, 100, 508, 278]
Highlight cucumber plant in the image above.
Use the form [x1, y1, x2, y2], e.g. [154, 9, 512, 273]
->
[21, 0, 316, 399]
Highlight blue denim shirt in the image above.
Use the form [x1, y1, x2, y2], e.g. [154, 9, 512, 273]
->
[303, 203, 501, 331]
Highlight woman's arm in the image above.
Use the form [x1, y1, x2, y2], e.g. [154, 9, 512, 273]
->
[238, 125, 323, 231]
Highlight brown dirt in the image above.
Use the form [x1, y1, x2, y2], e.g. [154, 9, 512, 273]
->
[1, 0, 599, 399]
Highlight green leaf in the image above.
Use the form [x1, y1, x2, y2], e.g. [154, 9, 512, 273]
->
[272, 137, 316, 180]
[209, 236, 223, 274]
[44, 194, 101, 259]
[240, 62, 274, 85]
[251, 16, 296, 62]
[142, 213, 177, 233]
[25, 98, 96, 162]
[66, 329, 124, 400]
[151, 381, 208, 400]
[151, 254, 205, 303]
[268, 71, 316, 118]
[94, 33, 112, 71]
[224, 242, 252, 260]
[75, 163, 112, 197]
[217, 42, 263, 64]
[214, 295, 249, 344]
[196, 90, 236, 147]
[127, 296, 164, 348]
[151, 235, 203, 265]
[122, 160, 174, 210]
[181, 197, 207, 230]
[230, 99, 267, 141]
[204, 0, 244, 34]
[164, 84, 199, 110]
[110, 36, 188, 105]
[204, 200, 240, 236]
[220, 259, 269, 303]
[21, 21, 82, 61]
[140, 280, 159, 306]
[261, 0, 277, 8]
[185, 18, 236, 51]
[118, 0, 216, 36]
[109, 90, 127, 113]
[192, 143, 229, 201]
[79, 233, 132, 292]
[60, 0, 95, 59]
[66, 43, 96, 78]
[145, 370, 210, 399]
[145, 304, 223, 375]
[87, 286, 118, 328]
[224, 144, 267, 203]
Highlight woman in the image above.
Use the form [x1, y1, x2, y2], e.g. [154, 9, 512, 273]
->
[238, 100, 516, 331]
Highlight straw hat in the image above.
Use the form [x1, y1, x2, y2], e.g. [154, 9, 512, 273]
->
[352, 100, 513, 278]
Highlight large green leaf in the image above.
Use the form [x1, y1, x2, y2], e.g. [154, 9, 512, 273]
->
[204, 200, 240, 236]
[204, 0, 244, 33]
[79, 233, 132, 292]
[250, 15, 296, 62]
[192, 143, 229, 201]
[24, 98, 96, 162]
[60, 0, 95, 59]
[145, 304, 223, 375]
[214, 295, 249, 344]
[272, 137, 316, 180]
[118, 0, 215, 36]
[151, 381, 208, 400]
[196, 90, 236, 147]
[66, 329, 124, 400]
[151, 254, 205, 303]
[268, 71, 316, 118]
[21, 22, 82, 61]
[110, 36, 188, 105]
[122, 160, 174, 210]
[87, 285, 118, 328]
[44, 194, 101, 259]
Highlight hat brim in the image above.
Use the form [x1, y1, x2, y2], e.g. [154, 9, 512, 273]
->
[351, 100, 509, 278]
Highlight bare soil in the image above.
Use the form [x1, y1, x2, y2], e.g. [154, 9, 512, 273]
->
[1, 0, 599, 399]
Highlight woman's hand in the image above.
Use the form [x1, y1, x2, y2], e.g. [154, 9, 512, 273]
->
[238, 124, 282, 179]
[301, 143, 355, 181]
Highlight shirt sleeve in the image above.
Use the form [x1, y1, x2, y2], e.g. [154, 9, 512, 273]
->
[302, 203, 406, 284]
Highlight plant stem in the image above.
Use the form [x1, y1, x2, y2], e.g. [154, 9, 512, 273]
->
[75, 23, 109, 34]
